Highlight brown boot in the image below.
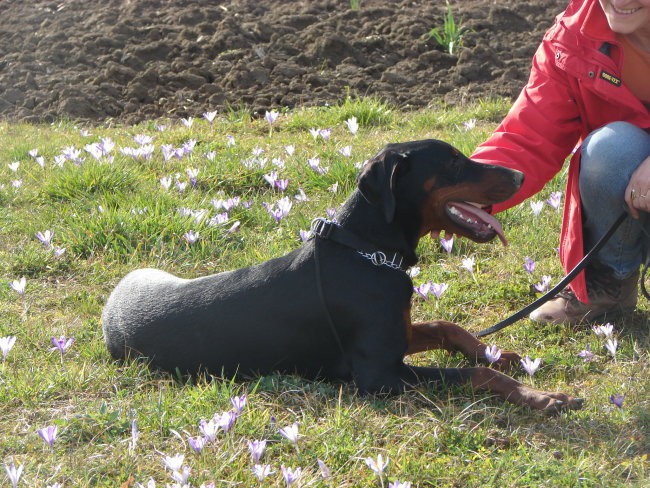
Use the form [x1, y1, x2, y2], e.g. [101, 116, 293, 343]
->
[529, 265, 639, 325]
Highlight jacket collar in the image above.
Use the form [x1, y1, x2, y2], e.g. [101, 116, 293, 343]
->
[577, 0, 616, 43]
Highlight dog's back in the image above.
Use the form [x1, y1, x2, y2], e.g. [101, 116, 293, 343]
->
[101, 245, 346, 377]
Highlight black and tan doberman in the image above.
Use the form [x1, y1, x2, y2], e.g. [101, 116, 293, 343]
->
[102, 139, 583, 413]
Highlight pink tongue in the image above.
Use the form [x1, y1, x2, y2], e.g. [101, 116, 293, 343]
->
[451, 202, 508, 246]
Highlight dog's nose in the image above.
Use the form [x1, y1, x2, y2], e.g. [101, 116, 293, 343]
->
[511, 169, 525, 188]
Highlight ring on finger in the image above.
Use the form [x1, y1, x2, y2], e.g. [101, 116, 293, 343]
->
[631, 189, 637, 201]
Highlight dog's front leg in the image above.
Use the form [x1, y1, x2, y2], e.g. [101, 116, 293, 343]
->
[406, 320, 520, 370]
[402, 365, 584, 413]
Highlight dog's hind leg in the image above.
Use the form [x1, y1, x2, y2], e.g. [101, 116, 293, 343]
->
[406, 320, 520, 370]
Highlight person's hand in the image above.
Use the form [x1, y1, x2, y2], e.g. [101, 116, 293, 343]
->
[625, 155, 650, 219]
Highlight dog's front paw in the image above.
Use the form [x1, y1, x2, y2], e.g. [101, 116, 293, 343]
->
[520, 388, 585, 414]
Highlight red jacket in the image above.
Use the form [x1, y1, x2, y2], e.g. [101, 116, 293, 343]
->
[471, 0, 650, 302]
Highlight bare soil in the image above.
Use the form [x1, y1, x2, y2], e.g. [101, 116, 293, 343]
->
[0, 0, 566, 124]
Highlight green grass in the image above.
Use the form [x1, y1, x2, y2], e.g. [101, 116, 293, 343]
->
[0, 98, 648, 487]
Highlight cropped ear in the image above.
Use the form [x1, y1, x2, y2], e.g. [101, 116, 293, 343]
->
[357, 149, 407, 222]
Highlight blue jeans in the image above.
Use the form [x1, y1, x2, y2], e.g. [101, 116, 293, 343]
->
[580, 121, 650, 279]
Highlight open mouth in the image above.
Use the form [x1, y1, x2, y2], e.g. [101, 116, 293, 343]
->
[445, 201, 508, 245]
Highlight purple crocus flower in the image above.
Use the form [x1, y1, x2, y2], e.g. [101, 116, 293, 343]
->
[281, 466, 302, 487]
[176, 181, 188, 193]
[129, 419, 138, 453]
[484, 345, 502, 364]
[463, 118, 477, 131]
[295, 189, 309, 202]
[85, 143, 103, 161]
[160, 176, 172, 190]
[326, 208, 337, 220]
[300, 230, 312, 242]
[389, 482, 412, 488]
[274, 179, 289, 192]
[98, 137, 115, 155]
[279, 422, 299, 447]
[247, 439, 266, 463]
[51, 336, 74, 355]
[8, 277, 26, 296]
[413, 282, 431, 300]
[133, 134, 153, 146]
[161, 144, 174, 162]
[520, 356, 541, 376]
[186, 167, 199, 187]
[430, 282, 448, 299]
[365, 453, 389, 476]
[307, 157, 326, 174]
[265, 110, 279, 126]
[578, 344, 595, 362]
[530, 200, 544, 217]
[1, 336, 17, 362]
[609, 393, 625, 409]
[188, 436, 206, 454]
[230, 395, 247, 415]
[546, 191, 563, 210]
[252, 464, 274, 482]
[135, 478, 156, 488]
[266, 197, 293, 224]
[37, 425, 58, 449]
[171, 465, 191, 485]
[4, 462, 23, 488]
[162, 453, 185, 472]
[461, 257, 475, 275]
[534, 275, 552, 293]
[604, 338, 618, 357]
[215, 410, 237, 432]
[523, 256, 536, 275]
[180, 117, 194, 128]
[317, 459, 331, 479]
[184, 230, 199, 244]
[36, 230, 55, 248]
[199, 418, 218, 442]
[183, 139, 197, 154]
[593, 323, 614, 338]
[440, 235, 454, 254]
[263, 170, 278, 187]
[345, 116, 359, 135]
[203, 111, 218, 126]
[319, 128, 332, 140]
[339, 146, 352, 158]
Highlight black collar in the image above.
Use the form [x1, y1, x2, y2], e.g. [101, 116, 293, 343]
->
[310, 218, 410, 272]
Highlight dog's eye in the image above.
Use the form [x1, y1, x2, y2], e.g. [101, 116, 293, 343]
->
[445, 157, 464, 180]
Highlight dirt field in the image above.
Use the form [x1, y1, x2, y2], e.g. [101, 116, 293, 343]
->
[0, 0, 567, 123]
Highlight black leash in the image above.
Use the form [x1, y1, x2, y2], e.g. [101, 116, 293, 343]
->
[475, 211, 630, 338]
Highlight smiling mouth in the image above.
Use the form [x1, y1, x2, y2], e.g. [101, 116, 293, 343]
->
[612, 5, 642, 15]
[445, 201, 508, 245]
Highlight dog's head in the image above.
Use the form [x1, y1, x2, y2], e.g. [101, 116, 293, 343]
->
[358, 139, 524, 245]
